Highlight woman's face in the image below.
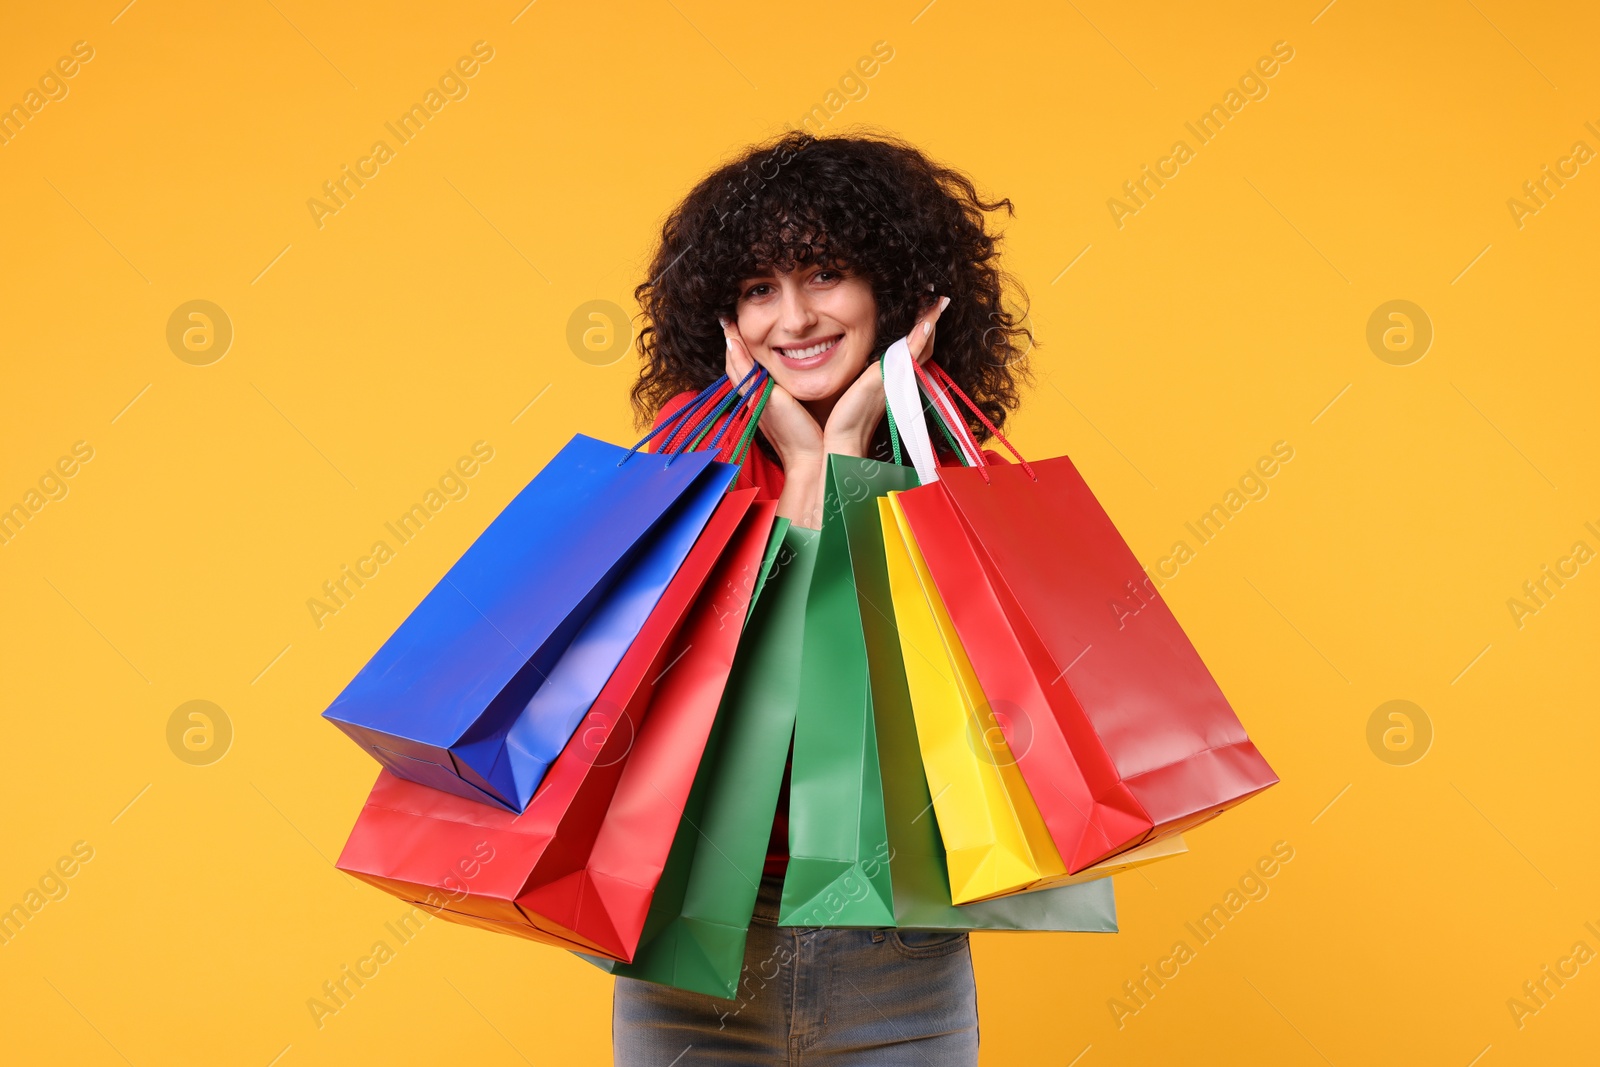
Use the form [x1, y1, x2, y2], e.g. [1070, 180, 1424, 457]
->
[733, 262, 877, 405]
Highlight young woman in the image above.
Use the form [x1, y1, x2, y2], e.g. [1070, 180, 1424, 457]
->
[619, 130, 1035, 1066]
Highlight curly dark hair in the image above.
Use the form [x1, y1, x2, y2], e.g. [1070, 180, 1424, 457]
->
[629, 128, 1035, 463]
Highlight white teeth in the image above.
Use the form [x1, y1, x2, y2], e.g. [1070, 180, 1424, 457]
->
[778, 337, 839, 360]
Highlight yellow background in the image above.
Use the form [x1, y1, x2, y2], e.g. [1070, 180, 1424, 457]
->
[2, 0, 1596, 1063]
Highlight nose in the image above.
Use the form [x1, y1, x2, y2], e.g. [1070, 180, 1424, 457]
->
[776, 283, 817, 338]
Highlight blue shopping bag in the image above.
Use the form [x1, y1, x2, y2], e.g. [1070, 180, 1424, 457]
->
[323, 369, 772, 811]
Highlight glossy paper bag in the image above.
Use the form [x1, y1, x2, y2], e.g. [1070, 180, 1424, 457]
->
[880, 493, 1192, 902]
[877, 491, 1057, 902]
[778, 455, 1127, 932]
[772, 456, 1111, 931]
[778, 455, 918, 927]
[579, 519, 812, 998]
[336, 492, 776, 960]
[324, 433, 734, 812]
[893, 358, 1278, 873]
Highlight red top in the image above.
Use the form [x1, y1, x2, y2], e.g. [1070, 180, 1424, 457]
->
[647, 388, 1008, 881]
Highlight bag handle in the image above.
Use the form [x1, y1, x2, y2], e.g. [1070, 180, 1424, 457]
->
[882, 344, 985, 480]
[881, 333, 1036, 484]
[706, 369, 772, 465]
[884, 367, 979, 472]
[624, 363, 773, 467]
[881, 336, 946, 485]
[914, 359, 1035, 479]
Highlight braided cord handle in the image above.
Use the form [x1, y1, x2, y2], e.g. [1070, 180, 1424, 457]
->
[623, 362, 771, 466]
[926, 361, 1034, 476]
[912, 358, 1036, 480]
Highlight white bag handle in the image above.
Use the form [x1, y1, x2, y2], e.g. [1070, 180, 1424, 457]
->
[882, 336, 941, 485]
[882, 335, 982, 485]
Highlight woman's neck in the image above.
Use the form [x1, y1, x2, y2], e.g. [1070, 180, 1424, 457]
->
[801, 394, 842, 430]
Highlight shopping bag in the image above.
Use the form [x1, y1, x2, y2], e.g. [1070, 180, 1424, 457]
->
[881, 492, 1176, 901]
[517, 494, 779, 953]
[880, 491, 1188, 903]
[889, 354, 1279, 873]
[775, 453, 1134, 932]
[323, 366, 775, 813]
[322, 436, 735, 812]
[778, 454, 918, 926]
[878, 489, 1053, 902]
[335, 488, 777, 960]
[578, 518, 810, 998]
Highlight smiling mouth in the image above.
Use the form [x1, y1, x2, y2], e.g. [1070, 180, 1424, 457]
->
[773, 335, 843, 364]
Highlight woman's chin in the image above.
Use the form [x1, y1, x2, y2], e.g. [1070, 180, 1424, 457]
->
[783, 383, 832, 403]
[776, 364, 863, 403]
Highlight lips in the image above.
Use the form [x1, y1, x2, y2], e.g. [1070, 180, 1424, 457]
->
[773, 335, 842, 369]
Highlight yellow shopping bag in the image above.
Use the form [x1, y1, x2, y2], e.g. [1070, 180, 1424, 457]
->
[880, 493, 1186, 903]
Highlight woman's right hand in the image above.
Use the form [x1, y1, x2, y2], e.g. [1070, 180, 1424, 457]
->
[720, 316, 824, 467]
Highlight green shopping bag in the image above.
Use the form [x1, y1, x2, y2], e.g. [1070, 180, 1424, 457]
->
[578, 518, 815, 997]
[780, 454, 1118, 932]
[778, 456, 917, 925]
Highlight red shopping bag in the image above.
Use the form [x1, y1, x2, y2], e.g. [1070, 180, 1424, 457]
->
[895, 361, 1278, 874]
[336, 489, 778, 960]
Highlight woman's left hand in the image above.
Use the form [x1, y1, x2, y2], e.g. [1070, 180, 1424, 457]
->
[822, 295, 949, 456]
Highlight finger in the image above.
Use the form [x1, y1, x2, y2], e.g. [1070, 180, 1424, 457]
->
[719, 316, 756, 397]
[906, 295, 950, 362]
[909, 316, 939, 364]
[721, 331, 740, 386]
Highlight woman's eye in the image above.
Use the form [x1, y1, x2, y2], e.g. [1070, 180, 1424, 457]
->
[744, 283, 772, 299]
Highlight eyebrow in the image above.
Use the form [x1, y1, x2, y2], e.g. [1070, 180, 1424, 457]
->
[740, 257, 847, 282]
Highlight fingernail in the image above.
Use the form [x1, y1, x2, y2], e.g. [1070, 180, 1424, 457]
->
[922, 321, 932, 337]
[937, 296, 950, 314]
[717, 315, 731, 329]
[726, 335, 734, 350]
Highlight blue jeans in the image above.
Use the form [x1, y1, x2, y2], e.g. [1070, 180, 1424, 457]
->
[613, 873, 979, 1065]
